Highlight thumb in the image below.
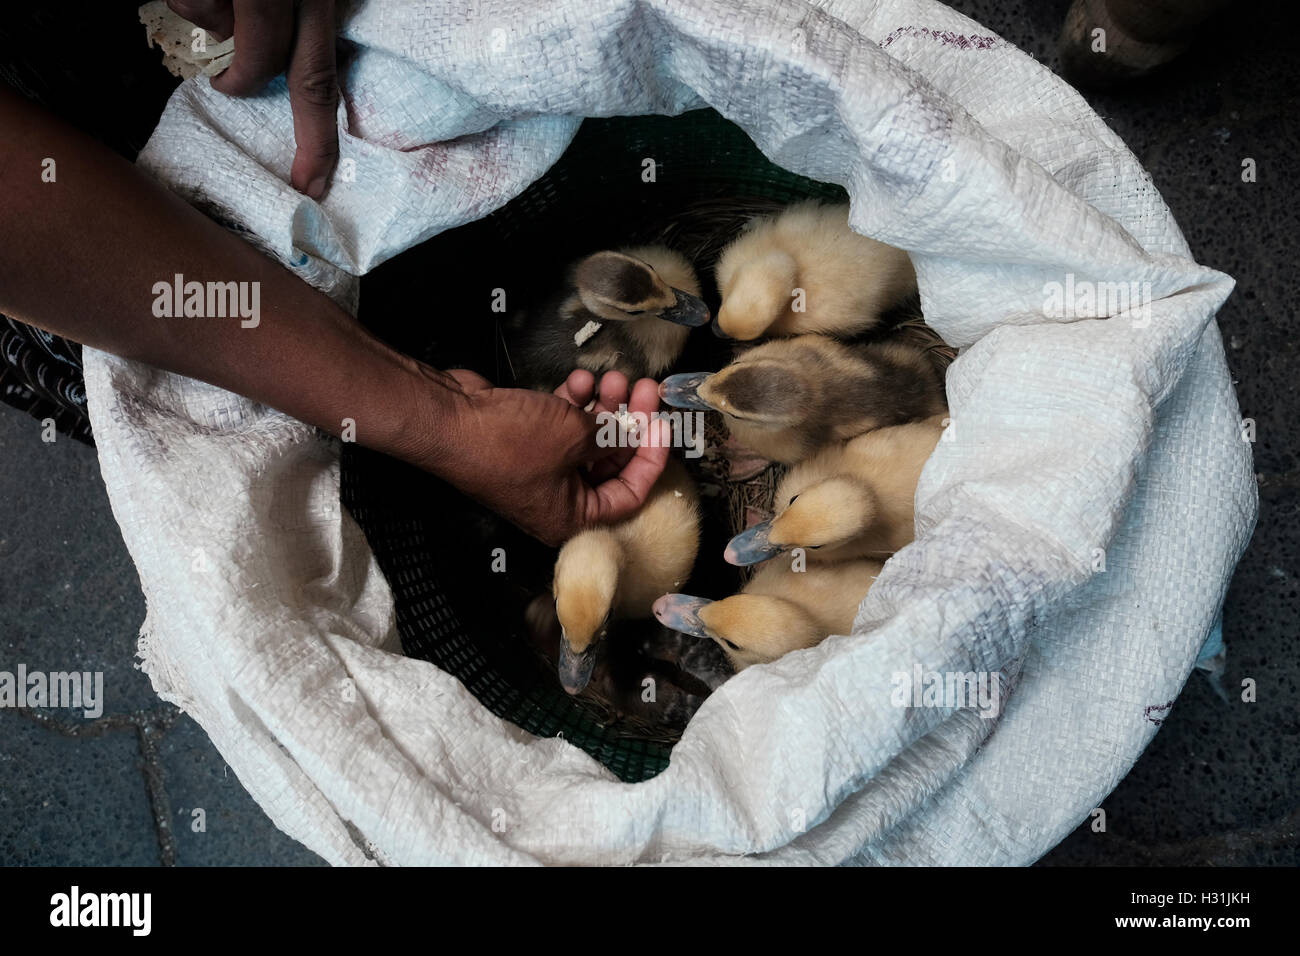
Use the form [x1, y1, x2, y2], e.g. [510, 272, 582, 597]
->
[582, 418, 672, 524]
[445, 368, 493, 393]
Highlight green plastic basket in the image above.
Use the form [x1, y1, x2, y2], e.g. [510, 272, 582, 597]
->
[341, 108, 845, 782]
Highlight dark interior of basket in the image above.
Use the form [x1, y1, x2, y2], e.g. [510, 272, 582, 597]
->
[340, 108, 845, 782]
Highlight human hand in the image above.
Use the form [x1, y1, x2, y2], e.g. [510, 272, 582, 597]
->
[553, 369, 664, 483]
[420, 369, 670, 546]
[169, 0, 339, 198]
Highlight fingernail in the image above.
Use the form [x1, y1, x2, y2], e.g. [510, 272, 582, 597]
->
[305, 175, 328, 200]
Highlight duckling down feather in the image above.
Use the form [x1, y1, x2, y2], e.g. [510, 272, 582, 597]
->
[85, 0, 1251, 865]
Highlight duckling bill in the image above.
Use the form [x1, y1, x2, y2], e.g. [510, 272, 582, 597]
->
[506, 245, 710, 391]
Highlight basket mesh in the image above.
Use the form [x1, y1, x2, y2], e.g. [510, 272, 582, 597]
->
[340, 108, 845, 782]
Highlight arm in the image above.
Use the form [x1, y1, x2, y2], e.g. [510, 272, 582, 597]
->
[0, 85, 666, 545]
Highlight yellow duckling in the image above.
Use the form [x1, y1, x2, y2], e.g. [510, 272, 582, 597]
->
[724, 414, 948, 565]
[553, 457, 700, 693]
[713, 201, 916, 341]
[652, 557, 882, 671]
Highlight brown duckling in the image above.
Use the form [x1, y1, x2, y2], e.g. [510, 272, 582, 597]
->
[524, 598, 723, 731]
[659, 334, 947, 464]
[506, 245, 709, 391]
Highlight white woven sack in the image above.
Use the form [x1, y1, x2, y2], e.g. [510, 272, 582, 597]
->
[83, 0, 1255, 865]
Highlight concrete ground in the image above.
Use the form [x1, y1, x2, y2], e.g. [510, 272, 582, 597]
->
[0, 0, 1294, 866]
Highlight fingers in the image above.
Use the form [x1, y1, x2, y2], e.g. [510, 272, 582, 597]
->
[552, 369, 636, 414]
[583, 374, 666, 483]
[554, 369, 632, 482]
[210, 0, 295, 96]
[596, 370, 629, 414]
[554, 369, 595, 407]
[196, 0, 340, 198]
[583, 419, 672, 525]
[626, 376, 661, 419]
[286, 0, 340, 198]
[560, 398, 602, 461]
[444, 368, 493, 393]
[167, 0, 234, 40]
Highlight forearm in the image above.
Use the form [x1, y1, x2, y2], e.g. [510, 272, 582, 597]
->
[0, 84, 453, 466]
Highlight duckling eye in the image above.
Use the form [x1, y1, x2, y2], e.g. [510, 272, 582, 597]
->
[723, 639, 740, 651]
[624, 309, 646, 316]
[788, 494, 800, 505]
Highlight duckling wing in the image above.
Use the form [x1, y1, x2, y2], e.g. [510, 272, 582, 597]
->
[508, 301, 658, 390]
[504, 293, 594, 390]
[610, 458, 701, 615]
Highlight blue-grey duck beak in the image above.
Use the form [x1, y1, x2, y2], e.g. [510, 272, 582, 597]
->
[652, 593, 716, 640]
[558, 631, 599, 695]
[660, 288, 711, 327]
[658, 372, 714, 411]
[723, 518, 785, 566]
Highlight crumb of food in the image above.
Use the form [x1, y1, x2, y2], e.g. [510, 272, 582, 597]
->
[574, 320, 603, 347]
[139, 1, 236, 78]
[614, 408, 643, 438]
[673, 490, 683, 497]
